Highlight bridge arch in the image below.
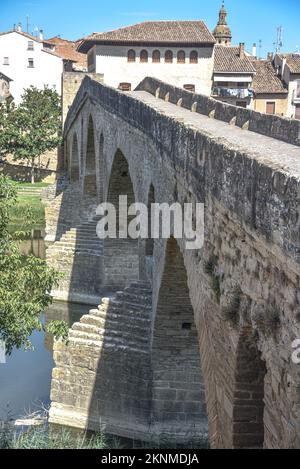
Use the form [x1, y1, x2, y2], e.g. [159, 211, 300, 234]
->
[103, 149, 139, 289]
[83, 115, 97, 198]
[151, 236, 208, 441]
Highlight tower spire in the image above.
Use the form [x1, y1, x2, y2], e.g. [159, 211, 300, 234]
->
[213, 2, 232, 46]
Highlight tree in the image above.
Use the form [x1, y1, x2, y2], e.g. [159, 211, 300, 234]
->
[0, 86, 61, 183]
[0, 175, 68, 354]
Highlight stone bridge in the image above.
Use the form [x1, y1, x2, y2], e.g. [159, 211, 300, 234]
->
[46, 76, 300, 448]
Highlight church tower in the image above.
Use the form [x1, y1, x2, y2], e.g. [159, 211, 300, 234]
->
[213, 1, 232, 46]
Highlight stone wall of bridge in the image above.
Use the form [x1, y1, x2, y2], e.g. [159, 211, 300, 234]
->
[48, 76, 300, 448]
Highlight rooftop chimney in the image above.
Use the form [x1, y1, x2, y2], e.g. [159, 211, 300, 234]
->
[252, 43, 257, 57]
[39, 29, 44, 41]
[17, 22, 22, 32]
[282, 55, 287, 76]
[239, 42, 245, 59]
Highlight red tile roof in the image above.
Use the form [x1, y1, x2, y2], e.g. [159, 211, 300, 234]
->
[280, 54, 300, 74]
[214, 45, 256, 73]
[78, 21, 216, 52]
[252, 60, 287, 95]
[46, 37, 87, 69]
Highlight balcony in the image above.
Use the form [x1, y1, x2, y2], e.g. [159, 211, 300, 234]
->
[212, 86, 253, 99]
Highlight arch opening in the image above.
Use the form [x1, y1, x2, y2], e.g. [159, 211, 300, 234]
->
[151, 237, 208, 441]
[165, 50, 173, 63]
[83, 116, 97, 198]
[140, 50, 148, 63]
[145, 184, 155, 257]
[70, 133, 80, 182]
[103, 149, 139, 289]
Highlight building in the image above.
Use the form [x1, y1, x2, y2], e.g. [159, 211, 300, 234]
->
[44, 36, 87, 71]
[0, 71, 12, 102]
[0, 28, 67, 103]
[213, 1, 232, 46]
[77, 20, 216, 95]
[212, 44, 255, 108]
[274, 53, 300, 120]
[251, 60, 288, 116]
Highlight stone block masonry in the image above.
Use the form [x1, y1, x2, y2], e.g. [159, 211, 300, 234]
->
[47, 75, 300, 448]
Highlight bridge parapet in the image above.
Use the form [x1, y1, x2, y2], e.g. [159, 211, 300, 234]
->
[136, 77, 300, 146]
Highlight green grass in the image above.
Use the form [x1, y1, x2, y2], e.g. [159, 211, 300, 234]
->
[8, 194, 45, 234]
[0, 425, 111, 450]
[0, 424, 209, 449]
[15, 182, 50, 189]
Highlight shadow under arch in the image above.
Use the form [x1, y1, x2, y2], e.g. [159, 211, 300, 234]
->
[151, 236, 208, 442]
[103, 149, 139, 290]
[232, 327, 266, 448]
[98, 133, 104, 203]
[83, 115, 97, 198]
[70, 132, 80, 182]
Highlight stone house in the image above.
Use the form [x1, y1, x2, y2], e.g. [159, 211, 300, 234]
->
[77, 20, 216, 95]
[212, 43, 256, 108]
[251, 59, 288, 116]
[274, 53, 300, 120]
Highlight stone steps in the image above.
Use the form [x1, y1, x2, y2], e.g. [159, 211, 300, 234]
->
[77, 313, 150, 335]
[66, 280, 153, 355]
[70, 321, 149, 347]
[46, 209, 103, 299]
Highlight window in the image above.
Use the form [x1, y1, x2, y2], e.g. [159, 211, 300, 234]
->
[118, 82, 131, 91]
[177, 50, 185, 64]
[27, 41, 34, 51]
[28, 58, 34, 68]
[190, 50, 198, 64]
[127, 49, 136, 62]
[152, 50, 160, 63]
[184, 84, 195, 93]
[266, 101, 276, 114]
[140, 50, 148, 63]
[295, 105, 300, 120]
[165, 50, 173, 63]
[3, 57, 9, 65]
[297, 80, 300, 98]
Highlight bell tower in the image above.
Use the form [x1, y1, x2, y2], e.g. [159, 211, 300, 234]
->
[213, 1, 232, 46]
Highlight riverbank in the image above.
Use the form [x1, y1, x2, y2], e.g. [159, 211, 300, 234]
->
[8, 182, 49, 234]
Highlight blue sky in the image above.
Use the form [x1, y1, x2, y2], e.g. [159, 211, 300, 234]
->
[1, 0, 299, 56]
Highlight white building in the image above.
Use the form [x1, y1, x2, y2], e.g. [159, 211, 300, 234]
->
[77, 21, 216, 95]
[0, 29, 65, 103]
[274, 54, 300, 120]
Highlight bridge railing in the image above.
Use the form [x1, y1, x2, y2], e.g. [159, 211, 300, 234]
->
[135, 77, 300, 147]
